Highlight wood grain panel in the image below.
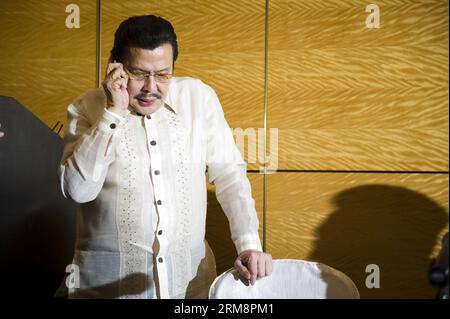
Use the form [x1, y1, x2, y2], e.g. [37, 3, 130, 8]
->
[0, 1, 97, 132]
[206, 173, 263, 275]
[267, 172, 449, 298]
[101, 0, 265, 170]
[268, 0, 449, 171]
[276, 128, 449, 171]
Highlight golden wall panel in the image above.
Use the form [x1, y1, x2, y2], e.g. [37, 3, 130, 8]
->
[206, 173, 264, 274]
[101, 1, 265, 169]
[276, 128, 448, 171]
[267, 172, 449, 298]
[0, 1, 97, 131]
[268, 0, 449, 171]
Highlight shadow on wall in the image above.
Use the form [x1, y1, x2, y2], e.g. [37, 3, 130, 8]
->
[205, 190, 237, 275]
[0, 97, 77, 298]
[308, 184, 448, 298]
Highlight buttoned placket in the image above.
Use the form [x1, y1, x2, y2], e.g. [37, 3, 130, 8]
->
[143, 113, 170, 299]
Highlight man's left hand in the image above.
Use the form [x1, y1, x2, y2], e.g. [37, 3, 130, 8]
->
[234, 250, 273, 285]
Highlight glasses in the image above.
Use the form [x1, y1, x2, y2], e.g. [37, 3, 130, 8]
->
[125, 68, 173, 83]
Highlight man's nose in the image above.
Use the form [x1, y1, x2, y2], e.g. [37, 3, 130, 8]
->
[142, 75, 157, 92]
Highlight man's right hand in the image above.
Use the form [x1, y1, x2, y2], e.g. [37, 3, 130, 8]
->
[102, 61, 130, 117]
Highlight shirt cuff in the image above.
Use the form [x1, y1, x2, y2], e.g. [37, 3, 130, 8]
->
[103, 108, 129, 121]
[234, 233, 263, 255]
[97, 109, 125, 132]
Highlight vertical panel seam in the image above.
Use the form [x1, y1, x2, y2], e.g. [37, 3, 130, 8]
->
[96, 0, 101, 88]
[263, 0, 269, 252]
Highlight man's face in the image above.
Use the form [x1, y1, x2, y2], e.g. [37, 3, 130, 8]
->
[125, 43, 173, 115]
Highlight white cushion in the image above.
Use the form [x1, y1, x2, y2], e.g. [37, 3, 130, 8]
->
[209, 259, 359, 299]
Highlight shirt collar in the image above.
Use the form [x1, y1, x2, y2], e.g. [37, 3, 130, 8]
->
[163, 78, 178, 114]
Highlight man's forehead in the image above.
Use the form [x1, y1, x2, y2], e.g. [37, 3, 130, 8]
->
[126, 46, 173, 70]
[128, 45, 172, 59]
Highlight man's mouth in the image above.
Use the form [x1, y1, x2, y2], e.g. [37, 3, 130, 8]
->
[135, 92, 162, 107]
[137, 98, 157, 107]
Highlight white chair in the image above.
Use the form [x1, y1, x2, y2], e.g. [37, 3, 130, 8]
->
[209, 259, 360, 299]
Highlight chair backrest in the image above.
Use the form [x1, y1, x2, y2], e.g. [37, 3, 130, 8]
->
[209, 259, 360, 299]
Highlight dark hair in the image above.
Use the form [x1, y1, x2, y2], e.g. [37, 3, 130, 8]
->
[110, 15, 178, 63]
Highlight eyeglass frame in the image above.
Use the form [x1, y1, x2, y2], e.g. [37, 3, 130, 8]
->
[124, 66, 173, 84]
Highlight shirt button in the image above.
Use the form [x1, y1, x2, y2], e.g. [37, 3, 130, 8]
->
[110, 123, 116, 129]
[150, 140, 157, 146]
[146, 115, 151, 119]
[154, 170, 160, 175]
[158, 257, 163, 263]
[156, 200, 162, 205]
[158, 230, 163, 235]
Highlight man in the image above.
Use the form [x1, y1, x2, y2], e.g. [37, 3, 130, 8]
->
[59, 15, 272, 299]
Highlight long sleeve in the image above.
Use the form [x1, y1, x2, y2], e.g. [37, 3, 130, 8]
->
[58, 98, 124, 203]
[205, 86, 263, 255]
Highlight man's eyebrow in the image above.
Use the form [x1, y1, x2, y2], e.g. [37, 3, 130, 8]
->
[131, 67, 171, 73]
